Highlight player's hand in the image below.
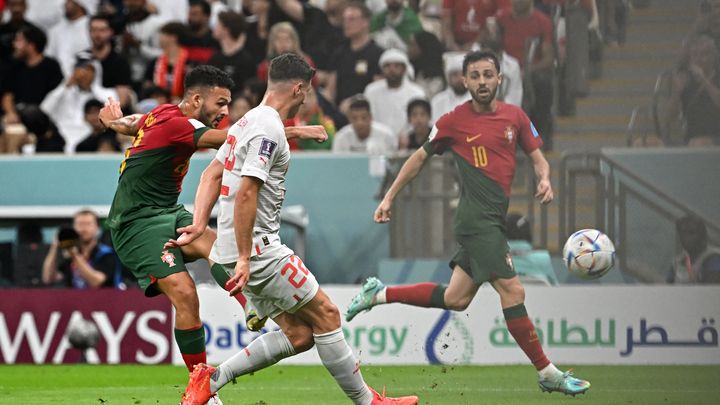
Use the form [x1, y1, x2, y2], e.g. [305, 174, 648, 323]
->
[297, 125, 329, 143]
[164, 224, 205, 249]
[535, 179, 554, 204]
[99, 97, 123, 129]
[228, 259, 250, 296]
[374, 198, 393, 223]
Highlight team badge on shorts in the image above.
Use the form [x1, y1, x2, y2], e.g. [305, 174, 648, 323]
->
[161, 250, 176, 267]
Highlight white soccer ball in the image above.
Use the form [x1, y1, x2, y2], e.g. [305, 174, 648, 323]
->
[562, 229, 616, 279]
[66, 317, 100, 349]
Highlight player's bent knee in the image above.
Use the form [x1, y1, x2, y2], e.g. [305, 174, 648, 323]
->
[445, 296, 472, 312]
[167, 284, 199, 312]
[285, 326, 315, 353]
[320, 301, 341, 326]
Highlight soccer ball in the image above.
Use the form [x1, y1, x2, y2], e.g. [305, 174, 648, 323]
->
[562, 229, 615, 279]
[66, 317, 100, 350]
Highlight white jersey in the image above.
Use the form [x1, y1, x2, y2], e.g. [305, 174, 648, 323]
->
[210, 105, 290, 264]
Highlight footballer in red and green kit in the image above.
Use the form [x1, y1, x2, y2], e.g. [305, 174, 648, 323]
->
[423, 100, 543, 283]
[108, 104, 210, 296]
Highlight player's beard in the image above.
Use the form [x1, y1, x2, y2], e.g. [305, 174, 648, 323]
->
[472, 85, 497, 105]
[199, 105, 224, 128]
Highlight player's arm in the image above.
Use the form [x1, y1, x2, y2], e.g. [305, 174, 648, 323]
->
[374, 146, 430, 223]
[165, 159, 225, 249]
[228, 175, 263, 296]
[98, 97, 142, 135]
[528, 148, 553, 204]
[196, 129, 229, 149]
[284, 125, 329, 142]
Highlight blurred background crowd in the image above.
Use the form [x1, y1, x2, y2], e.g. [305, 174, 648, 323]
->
[0, 0, 644, 156]
[1, 0, 718, 290]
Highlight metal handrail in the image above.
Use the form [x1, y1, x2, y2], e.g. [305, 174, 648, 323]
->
[558, 151, 720, 268]
[600, 153, 720, 235]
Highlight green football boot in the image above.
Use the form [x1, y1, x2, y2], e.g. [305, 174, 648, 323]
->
[345, 277, 385, 322]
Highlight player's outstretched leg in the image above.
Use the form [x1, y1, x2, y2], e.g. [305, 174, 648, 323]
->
[345, 277, 450, 321]
[301, 289, 419, 405]
[182, 327, 301, 405]
[210, 263, 268, 331]
[492, 276, 590, 396]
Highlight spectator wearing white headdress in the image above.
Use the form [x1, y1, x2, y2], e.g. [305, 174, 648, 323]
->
[45, 0, 97, 77]
[364, 48, 426, 139]
[430, 51, 470, 123]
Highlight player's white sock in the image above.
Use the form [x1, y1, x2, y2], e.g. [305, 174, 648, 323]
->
[314, 328, 373, 405]
[210, 330, 295, 392]
[374, 287, 387, 304]
[538, 363, 563, 379]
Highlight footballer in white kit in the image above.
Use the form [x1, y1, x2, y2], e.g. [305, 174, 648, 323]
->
[210, 105, 319, 320]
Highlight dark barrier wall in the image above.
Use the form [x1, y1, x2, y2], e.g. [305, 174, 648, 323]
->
[0, 153, 389, 283]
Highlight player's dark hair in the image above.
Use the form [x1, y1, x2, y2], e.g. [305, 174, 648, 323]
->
[344, 1, 372, 21]
[268, 53, 315, 84]
[190, 0, 211, 16]
[83, 99, 104, 114]
[217, 10, 246, 40]
[463, 50, 501, 75]
[183, 65, 235, 95]
[17, 25, 47, 53]
[407, 98, 431, 118]
[348, 95, 370, 112]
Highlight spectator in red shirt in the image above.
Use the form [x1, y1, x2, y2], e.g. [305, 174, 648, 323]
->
[496, 0, 555, 149]
[441, 0, 510, 51]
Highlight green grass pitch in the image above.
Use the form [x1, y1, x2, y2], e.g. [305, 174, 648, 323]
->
[1, 364, 719, 404]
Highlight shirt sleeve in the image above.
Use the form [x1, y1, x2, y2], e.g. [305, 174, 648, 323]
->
[517, 109, 543, 154]
[239, 126, 283, 183]
[422, 115, 454, 155]
[215, 138, 231, 164]
[165, 117, 210, 147]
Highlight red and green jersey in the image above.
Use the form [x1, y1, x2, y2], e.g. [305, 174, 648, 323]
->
[423, 101, 543, 234]
[108, 104, 209, 229]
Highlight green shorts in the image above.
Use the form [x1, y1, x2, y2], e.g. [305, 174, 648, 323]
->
[450, 226, 516, 285]
[110, 206, 194, 297]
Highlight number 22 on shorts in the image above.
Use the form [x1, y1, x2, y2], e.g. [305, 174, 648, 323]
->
[281, 255, 309, 288]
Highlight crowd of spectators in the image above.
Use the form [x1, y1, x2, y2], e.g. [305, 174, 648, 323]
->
[0, 0, 628, 156]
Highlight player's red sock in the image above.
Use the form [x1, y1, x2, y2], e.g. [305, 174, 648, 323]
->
[175, 325, 207, 371]
[503, 304, 550, 370]
[386, 283, 447, 308]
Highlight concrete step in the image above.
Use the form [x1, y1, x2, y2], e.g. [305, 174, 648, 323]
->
[588, 77, 657, 92]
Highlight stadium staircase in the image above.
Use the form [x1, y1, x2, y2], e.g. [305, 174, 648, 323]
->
[509, 0, 698, 252]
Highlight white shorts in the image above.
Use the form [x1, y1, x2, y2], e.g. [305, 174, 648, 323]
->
[218, 243, 319, 319]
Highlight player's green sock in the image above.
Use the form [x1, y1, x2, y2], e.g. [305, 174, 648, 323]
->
[175, 325, 206, 371]
[210, 263, 231, 287]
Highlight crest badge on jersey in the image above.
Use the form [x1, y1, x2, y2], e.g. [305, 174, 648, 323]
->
[161, 250, 176, 267]
[259, 138, 277, 159]
[504, 126, 514, 144]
